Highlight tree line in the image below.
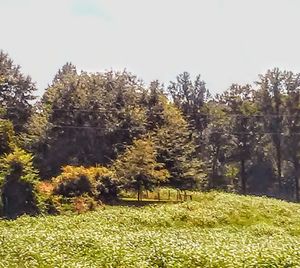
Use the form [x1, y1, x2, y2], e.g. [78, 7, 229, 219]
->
[0, 50, 300, 217]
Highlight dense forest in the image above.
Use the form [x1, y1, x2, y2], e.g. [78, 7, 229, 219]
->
[1, 50, 300, 218]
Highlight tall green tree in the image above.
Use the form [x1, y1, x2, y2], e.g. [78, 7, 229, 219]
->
[284, 71, 300, 201]
[153, 99, 207, 190]
[256, 68, 286, 194]
[221, 84, 260, 194]
[168, 72, 210, 136]
[203, 101, 232, 189]
[143, 80, 166, 131]
[0, 51, 36, 132]
[27, 67, 148, 178]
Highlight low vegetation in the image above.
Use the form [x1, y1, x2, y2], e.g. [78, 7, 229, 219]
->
[0, 191, 299, 267]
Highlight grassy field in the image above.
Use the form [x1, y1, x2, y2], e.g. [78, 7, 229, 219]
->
[0, 191, 300, 267]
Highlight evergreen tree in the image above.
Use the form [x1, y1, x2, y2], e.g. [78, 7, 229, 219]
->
[0, 51, 36, 132]
[203, 101, 233, 189]
[284, 71, 300, 201]
[153, 99, 206, 190]
[221, 84, 260, 194]
[168, 72, 210, 136]
[256, 68, 286, 194]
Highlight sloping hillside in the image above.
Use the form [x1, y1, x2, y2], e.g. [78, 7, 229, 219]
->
[0, 192, 300, 267]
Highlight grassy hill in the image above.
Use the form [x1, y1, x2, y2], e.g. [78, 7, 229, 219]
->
[0, 191, 300, 267]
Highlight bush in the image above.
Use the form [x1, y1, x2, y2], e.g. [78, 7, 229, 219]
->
[52, 166, 94, 197]
[90, 166, 120, 202]
[0, 148, 40, 218]
[36, 181, 60, 215]
[72, 194, 98, 214]
[51, 165, 119, 212]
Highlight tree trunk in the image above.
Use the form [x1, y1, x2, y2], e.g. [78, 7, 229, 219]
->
[241, 159, 247, 194]
[276, 143, 282, 194]
[211, 160, 217, 188]
[293, 160, 300, 202]
[137, 190, 140, 202]
[211, 147, 220, 188]
[136, 177, 142, 202]
[296, 174, 300, 203]
[274, 100, 282, 194]
[137, 186, 142, 202]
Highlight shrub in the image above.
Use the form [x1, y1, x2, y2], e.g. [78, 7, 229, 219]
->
[52, 166, 94, 197]
[36, 181, 60, 215]
[72, 194, 98, 214]
[51, 165, 119, 212]
[0, 148, 40, 218]
[90, 166, 119, 202]
[37, 181, 54, 195]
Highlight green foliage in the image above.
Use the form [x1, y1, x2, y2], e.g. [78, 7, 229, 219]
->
[90, 166, 120, 202]
[0, 148, 40, 218]
[52, 165, 119, 203]
[27, 68, 148, 179]
[154, 101, 206, 190]
[35, 181, 60, 214]
[8, 57, 300, 202]
[256, 69, 287, 193]
[0, 118, 16, 155]
[0, 148, 39, 186]
[40, 193, 98, 215]
[168, 71, 210, 132]
[143, 81, 166, 130]
[113, 136, 170, 200]
[203, 102, 232, 188]
[221, 84, 260, 193]
[0, 51, 36, 132]
[53, 166, 94, 197]
[224, 164, 239, 191]
[0, 192, 299, 266]
[71, 194, 98, 214]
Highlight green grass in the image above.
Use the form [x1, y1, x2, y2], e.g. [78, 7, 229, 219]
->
[1, 191, 300, 267]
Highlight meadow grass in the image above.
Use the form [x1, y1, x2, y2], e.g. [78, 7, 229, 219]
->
[0, 191, 300, 267]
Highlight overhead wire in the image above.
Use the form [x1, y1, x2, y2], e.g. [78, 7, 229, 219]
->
[3, 106, 300, 135]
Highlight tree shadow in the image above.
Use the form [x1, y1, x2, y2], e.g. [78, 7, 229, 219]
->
[107, 198, 180, 207]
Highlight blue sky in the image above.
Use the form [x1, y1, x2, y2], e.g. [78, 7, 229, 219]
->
[1, 0, 300, 95]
